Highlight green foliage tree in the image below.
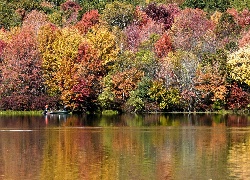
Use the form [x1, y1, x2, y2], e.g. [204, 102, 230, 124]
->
[0, 1, 22, 29]
[181, 0, 230, 12]
[215, 12, 240, 51]
[230, 0, 250, 11]
[126, 77, 152, 112]
[148, 80, 180, 111]
[101, 1, 135, 29]
[47, 10, 63, 27]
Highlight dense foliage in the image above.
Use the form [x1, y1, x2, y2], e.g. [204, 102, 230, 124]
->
[0, 0, 250, 113]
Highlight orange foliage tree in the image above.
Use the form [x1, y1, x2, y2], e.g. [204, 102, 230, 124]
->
[194, 64, 227, 110]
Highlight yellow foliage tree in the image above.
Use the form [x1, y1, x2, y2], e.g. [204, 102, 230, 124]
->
[86, 25, 119, 69]
[38, 25, 83, 102]
[227, 45, 250, 86]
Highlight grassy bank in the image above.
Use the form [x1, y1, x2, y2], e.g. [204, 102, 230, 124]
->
[0, 109, 249, 116]
[0, 110, 42, 116]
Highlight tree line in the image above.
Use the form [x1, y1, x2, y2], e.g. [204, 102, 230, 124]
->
[0, 0, 250, 113]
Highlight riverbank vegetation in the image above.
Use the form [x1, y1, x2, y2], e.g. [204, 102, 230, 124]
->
[0, 0, 250, 113]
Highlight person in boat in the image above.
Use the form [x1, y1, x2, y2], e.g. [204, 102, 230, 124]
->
[43, 105, 49, 115]
[63, 105, 69, 112]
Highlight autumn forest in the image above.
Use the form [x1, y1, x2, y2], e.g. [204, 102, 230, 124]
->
[0, 0, 250, 113]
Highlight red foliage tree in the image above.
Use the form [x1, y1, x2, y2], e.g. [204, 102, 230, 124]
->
[75, 10, 99, 35]
[70, 79, 90, 111]
[124, 17, 163, 51]
[74, 41, 104, 111]
[226, 82, 249, 110]
[0, 39, 6, 58]
[169, 8, 214, 51]
[239, 30, 250, 47]
[227, 8, 250, 28]
[0, 28, 46, 110]
[144, 3, 180, 30]
[154, 33, 172, 58]
[60, 0, 82, 26]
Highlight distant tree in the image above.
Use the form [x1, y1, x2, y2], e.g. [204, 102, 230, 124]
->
[99, 66, 144, 112]
[46, 0, 66, 7]
[38, 23, 59, 94]
[211, 11, 222, 25]
[73, 40, 103, 112]
[181, 0, 230, 12]
[112, 67, 144, 102]
[230, 0, 250, 11]
[124, 17, 163, 52]
[126, 76, 152, 112]
[194, 64, 227, 110]
[239, 30, 250, 48]
[0, 39, 6, 59]
[148, 80, 181, 111]
[157, 50, 198, 90]
[47, 10, 63, 27]
[227, 8, 250, 28]
[38, 26, 83, 103]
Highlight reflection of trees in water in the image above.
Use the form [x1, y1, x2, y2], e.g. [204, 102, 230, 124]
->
[0, 127, 44, 179]
[50, 113, 250, 128]
[227, 130, 250, 179]
[225, 114, 248, 127]
[1, 114, 250, 179]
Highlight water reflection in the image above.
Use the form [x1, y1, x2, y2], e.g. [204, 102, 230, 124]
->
[45, 113, 249, 128]
[0, 114, 250, 179]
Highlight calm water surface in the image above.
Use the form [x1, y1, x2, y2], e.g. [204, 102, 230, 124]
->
[0, 113, 250, 180]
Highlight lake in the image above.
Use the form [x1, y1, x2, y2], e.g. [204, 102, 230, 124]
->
[0, 113, 250, 180]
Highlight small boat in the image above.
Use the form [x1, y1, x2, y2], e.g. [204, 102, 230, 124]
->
[44, 110, 71, 115]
